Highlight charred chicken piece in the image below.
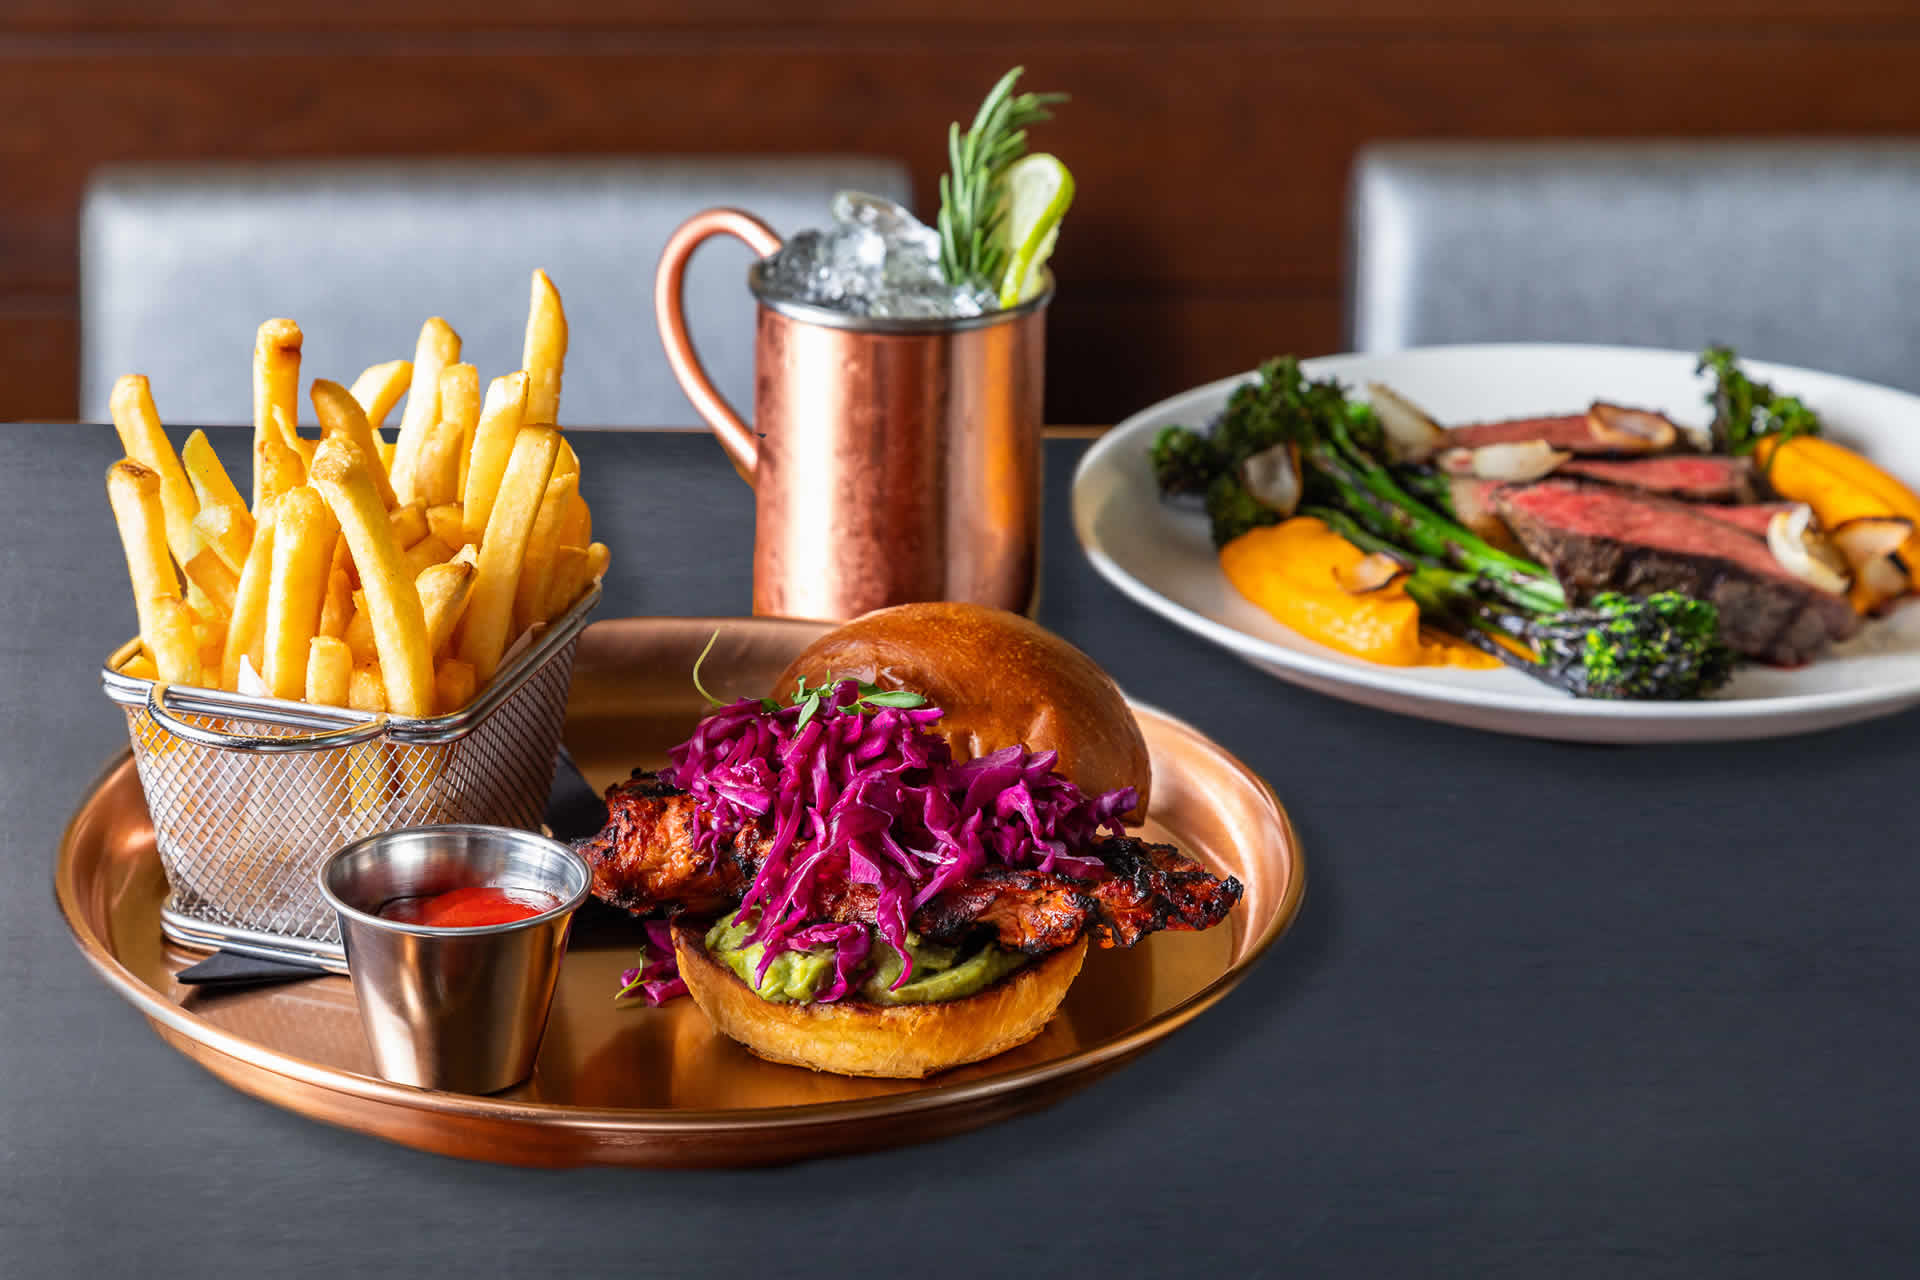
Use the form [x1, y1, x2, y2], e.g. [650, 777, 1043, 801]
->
[575, 772, 749, 916]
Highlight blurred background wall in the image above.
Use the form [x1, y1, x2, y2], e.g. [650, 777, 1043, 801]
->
[5, 1, 1920, 425]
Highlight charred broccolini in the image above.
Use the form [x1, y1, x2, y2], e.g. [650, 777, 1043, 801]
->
[1700, 345, 1823, 456]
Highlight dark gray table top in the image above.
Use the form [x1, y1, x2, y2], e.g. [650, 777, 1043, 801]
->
[5, 424, 1916, 1278]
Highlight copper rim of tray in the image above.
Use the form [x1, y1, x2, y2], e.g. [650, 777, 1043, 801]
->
[53, 616, 1305, 1161]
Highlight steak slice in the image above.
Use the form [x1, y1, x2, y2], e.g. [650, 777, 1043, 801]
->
[1495, 480, 1859, 664]
[1446, 413, 1677, 457]
[1557, 456, 1757, 504]
[1691, 502, 1797, 539]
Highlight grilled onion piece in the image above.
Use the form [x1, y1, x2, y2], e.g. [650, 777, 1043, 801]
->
[1588, 402, 1679, 452]
[1767, 503, 1850, 596]
[1367, 383, 1447, 463]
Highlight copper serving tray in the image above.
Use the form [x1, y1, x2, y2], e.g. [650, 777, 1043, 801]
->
[55, 616, 1304, 1168]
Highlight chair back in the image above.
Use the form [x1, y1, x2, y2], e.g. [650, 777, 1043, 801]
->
[82, 157, 913, 426]
[1348, 141, 1920, 388]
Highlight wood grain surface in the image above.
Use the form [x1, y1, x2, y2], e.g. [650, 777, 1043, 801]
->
[7, 3, 1920, 423]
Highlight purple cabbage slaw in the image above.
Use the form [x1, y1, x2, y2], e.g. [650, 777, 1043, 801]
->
[654, 678, 1136, 1001]
[614, 919, 687, 1007]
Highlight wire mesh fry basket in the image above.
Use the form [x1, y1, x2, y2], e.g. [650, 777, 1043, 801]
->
[98, 585, 601, 972]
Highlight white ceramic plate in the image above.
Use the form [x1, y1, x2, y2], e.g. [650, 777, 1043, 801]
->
[1073, 344, 1920, 742]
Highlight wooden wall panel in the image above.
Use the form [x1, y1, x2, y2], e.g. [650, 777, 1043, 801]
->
[5, 7, 1920, 423]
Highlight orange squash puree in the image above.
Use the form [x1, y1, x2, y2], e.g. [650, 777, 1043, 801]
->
[1219, 517, 1499, 669]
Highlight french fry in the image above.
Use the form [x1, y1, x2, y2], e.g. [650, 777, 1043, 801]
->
[462, 372, 528, 543]
[391, 317, 461, 505]
[221, 508, 277, 688]
[523, 269, 568, 425]
[402, 533, 455, 581]
[312, 379, 398, 508]
[435, 658, 477, 715]
[438, 363, 481, 499]
[106, 461, 182, 649]
[148, 597, 202, 684]
[182, 548, 239, 623]
[110, 375, 202, 571]
[377, 439, 396, 472]
[181, 429, 249, 514]
[416, 559, 477, 657]
[457, 426, 561, 682]
[388, 502, 429, 550]
[317, 567, 353, 638]
[256, 437, 306, 515]
[585, 541, 610, 582]
[349, 359, 413, 430]
[513, 469, 577, 633]
[310, 438, 437, 717]
[412, 417, 465, 509]
[282, 419, 317, 470]
[189, 601, 225, 675]
[306, 636, 353, 707]
[251, 319, 302, 507]
[262, 488, 339, 701]
[425, 503, 464, 549]
[348, 664, 387, 713]
[121, 653, 158, 681]
[544, 544, 589, 620]
[343, 596, 378, 666]
[558, 490, 590, 550]
[191, 502, 252, 577]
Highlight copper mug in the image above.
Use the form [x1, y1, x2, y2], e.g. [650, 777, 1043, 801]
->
[654, 208, 1049, 621]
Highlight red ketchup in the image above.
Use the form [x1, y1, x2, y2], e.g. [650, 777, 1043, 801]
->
[378, 886, 559, 928]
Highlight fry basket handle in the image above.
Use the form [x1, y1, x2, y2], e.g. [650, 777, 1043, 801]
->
[145, 683, 390, 753]
[654, 207, 782, 484]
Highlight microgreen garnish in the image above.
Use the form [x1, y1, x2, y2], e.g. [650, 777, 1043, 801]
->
[787, 673, 927, 729]
[691, 630, 726, 708]
[689, 633, 930, 721]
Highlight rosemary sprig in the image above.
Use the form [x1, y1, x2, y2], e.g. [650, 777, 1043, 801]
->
[936, 66, 1067, 289]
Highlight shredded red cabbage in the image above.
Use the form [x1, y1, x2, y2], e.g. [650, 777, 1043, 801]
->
[660, 678, 1134, 999]
[614, 919, 687, 1007]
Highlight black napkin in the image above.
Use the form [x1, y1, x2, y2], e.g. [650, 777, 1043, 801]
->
[179, 748, 608, 987]
[545, 745, 609, 842]
[177, 949, 330, 988]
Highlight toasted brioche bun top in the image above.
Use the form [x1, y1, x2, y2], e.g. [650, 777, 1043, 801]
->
[772, 602, 1149, 821]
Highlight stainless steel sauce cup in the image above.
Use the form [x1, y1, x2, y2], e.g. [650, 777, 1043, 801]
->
[317, 825, 591, 1094]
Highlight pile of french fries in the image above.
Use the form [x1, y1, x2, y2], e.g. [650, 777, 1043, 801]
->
[106, 270, 609, 718]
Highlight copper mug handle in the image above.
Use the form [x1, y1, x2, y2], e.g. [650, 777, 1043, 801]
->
[654, 208, 784, 482]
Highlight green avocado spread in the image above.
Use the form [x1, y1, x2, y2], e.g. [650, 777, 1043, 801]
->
[705, 909, 1029, 1006]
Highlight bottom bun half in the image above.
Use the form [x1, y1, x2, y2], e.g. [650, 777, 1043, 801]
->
[672, 922, 1088, 1080]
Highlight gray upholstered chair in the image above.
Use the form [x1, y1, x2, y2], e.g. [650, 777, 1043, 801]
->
[1346, 141, 1920, 391]
[81, 157, 913, 427]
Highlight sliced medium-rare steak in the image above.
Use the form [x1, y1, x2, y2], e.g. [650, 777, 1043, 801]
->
[1691, 502, 1797, 539]
[1446, 412, 1684, 458]
[1447, 414, 1607, 454]
[1557, 455, 1757, 504]
[1495, 480, 1859, 665]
